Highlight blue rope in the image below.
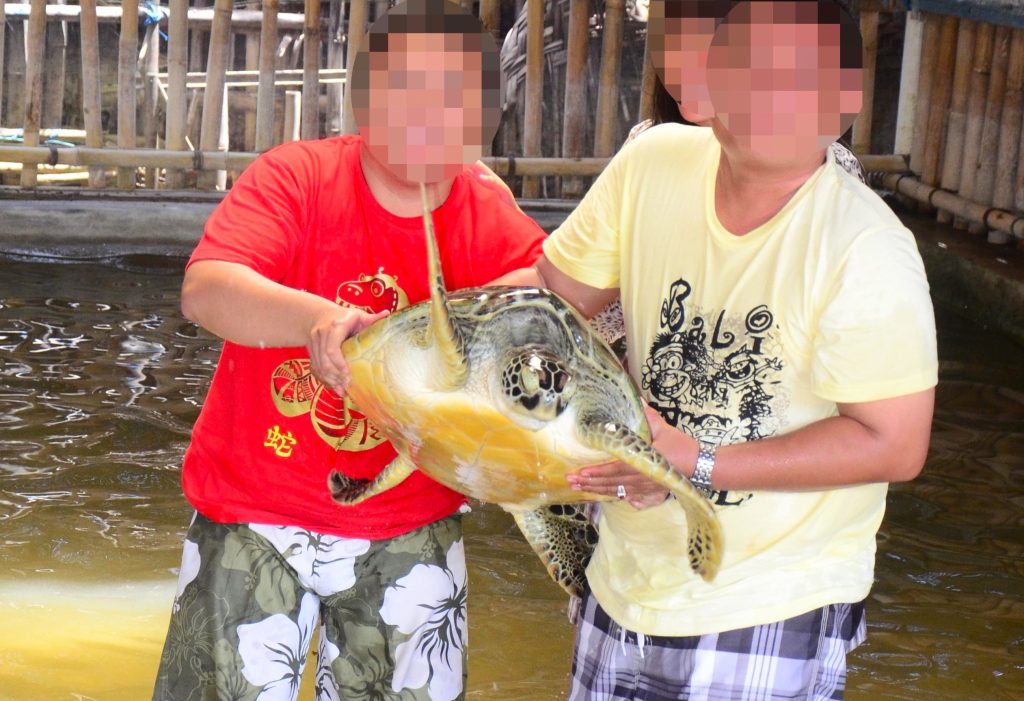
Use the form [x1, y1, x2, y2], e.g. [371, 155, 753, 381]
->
[143, 1, 169, 42]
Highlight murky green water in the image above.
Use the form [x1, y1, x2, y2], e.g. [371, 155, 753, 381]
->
[0, 255, 1021, 700]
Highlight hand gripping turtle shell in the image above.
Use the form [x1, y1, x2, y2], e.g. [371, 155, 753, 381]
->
[329, 184, 723, 597]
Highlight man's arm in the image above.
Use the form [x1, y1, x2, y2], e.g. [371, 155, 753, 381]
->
[571, 388, 935, 505]
[489, 254, 619, 319]
[182, 260, 386, 393]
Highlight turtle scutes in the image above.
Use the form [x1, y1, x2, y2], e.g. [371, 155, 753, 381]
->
[329, 184, 723, 597]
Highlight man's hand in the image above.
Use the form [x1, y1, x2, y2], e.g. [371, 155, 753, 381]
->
[307, 307, 389, 395]
[567, 405, 694, 509]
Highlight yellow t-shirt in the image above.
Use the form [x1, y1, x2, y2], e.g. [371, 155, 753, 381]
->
[544, 123, 938, 636]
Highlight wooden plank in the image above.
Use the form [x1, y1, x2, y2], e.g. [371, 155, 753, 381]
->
[197, 0, 233, 190]
[595, 0, 625, 157]
[20, 0, 45, 188]
[301, 0, 321, 140]
[80, 0, 106, 187]
[165, 0, 189, 188]
[522, 0, 545, 198]
[117, 0, 140, 189]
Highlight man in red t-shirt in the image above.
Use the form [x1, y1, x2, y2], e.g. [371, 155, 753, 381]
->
[153, 3, 545, 700]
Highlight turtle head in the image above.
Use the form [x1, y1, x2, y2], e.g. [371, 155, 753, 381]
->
[499, 347, 576, 422]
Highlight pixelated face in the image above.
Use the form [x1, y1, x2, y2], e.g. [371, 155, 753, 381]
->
[648, 2, 723, 123]
[356, 31, 496, 183]
[705, 1, 862, 159]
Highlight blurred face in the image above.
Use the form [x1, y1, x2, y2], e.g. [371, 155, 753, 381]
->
[706, 2, 863, 160]
[356, 32, 495, 183]
[649, 6, 720, 123]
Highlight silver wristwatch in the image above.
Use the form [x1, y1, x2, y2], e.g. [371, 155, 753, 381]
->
[692, 440, 717, 498]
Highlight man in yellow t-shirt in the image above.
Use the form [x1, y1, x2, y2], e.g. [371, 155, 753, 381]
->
[494, 1, 937, 699]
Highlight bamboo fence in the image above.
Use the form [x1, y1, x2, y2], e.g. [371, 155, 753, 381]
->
[0, 0, 1019, 248]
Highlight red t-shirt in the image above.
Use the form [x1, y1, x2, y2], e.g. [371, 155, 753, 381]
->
[182, 135, 546, 539]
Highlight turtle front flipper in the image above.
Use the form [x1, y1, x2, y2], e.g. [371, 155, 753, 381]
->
[579, 420, 723, 582]
[329, 454, 417, 506]
[512, 504, 598, 599]
[419, 182, 467, 389]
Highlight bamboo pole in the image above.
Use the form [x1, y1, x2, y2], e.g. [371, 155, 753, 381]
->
[955, 21, 995, 230]
[522, 0, 545, 198]
[895, 10, 924, 155]
[190, 0, 208, 72]
[326, 0, 343, 135]
[909, 12, 939, 177]
[142, 18, 161, 188]
[968, 24, 1011, 235]
[256, 0, 280, 150]
[0, 143, 258, 170]
[80, 0, 105, 187]
[852, 1, 879, 154]
[165, 0, 188, 188]
[937, 18, 976, 224]
[244, 29, 259, 149]
[638, 19, 656, 123]
[0, 1, 6, 126]
[20, 0, 46, 188]
[117, 0, 140, 188]
[480, 0, 500, 41]
[301, 0, 322, 140]
[197, 0, 233, 190]
[42, 0, 67, 129]
[342, 0, 368, 135]
[561, 0, 589, 198]
[595, 0, 626, 158]
[920, 15, 959, 190]
[284, 89, 301, 142]
[993, 27, 1024, 225]
[881, 172, 1024, 241]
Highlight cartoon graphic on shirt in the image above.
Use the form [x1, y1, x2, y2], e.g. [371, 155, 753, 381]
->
[269, 270, 408, 452]
[642, 278, 789, 506]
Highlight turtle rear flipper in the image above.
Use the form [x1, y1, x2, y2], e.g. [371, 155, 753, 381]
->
[512, 504, 598, 599]
[329, 454, 417, 505]
[579, 419, 723, 582]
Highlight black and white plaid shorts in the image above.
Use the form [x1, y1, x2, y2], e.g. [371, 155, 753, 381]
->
[569, 591, 866, 701]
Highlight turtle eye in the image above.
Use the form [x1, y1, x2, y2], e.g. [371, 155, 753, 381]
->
[501, 349, 574, 420]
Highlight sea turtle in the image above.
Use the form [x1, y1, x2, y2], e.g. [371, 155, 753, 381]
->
[329, 184, 722, 597]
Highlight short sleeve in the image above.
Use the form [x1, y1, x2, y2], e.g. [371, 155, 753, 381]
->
[811, 227, 938, 403]
[542, 144, 629, 290]
[188, 146, 311, 281]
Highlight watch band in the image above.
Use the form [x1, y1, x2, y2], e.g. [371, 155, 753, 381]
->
[692, 440, 717, 498]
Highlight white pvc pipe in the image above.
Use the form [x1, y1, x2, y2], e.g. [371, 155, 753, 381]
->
[894, 10, 925, 155]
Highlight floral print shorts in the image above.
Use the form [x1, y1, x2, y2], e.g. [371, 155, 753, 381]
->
[152, 511, 467, 701]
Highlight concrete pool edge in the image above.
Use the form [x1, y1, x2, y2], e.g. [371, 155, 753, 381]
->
[1, 195, 1022, 345]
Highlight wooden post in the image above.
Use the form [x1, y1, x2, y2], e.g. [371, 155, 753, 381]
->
[284, 89, 302, 142]
[920, 15, 958, 189]
[480, 0, 500, 42]
[895, 10, 925, 155]
[326, 0, 344, 135]
[142, 16, 162, 188]
[522, 0, 545, 198]
[595, 0, 626, 157]
[909, 12, 939, 177]
[561, 0, 590, 198]
[197, 0, 233, 190]
[117, 0, 140, 188]
[0, 1, 6, 126]
[342, 0, 369, 135]
[256, 0, 280, 151]
[955, 21, 995, 230]
[21, 0, 46, 188]
[80, 0, 106, 187]
[42, 0, 68, 129]
[165, 0, 189, 188]
[301, 0, 322, 140]
[991, 27, 1024, 241]
[638, 18, 657, 123]
[968, 24, 1012, 235]
[852, 1, 879, 153]
[937, 19, 976, 224]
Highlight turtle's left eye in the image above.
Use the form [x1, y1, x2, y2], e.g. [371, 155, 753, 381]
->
[501, 349, 574, 421]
